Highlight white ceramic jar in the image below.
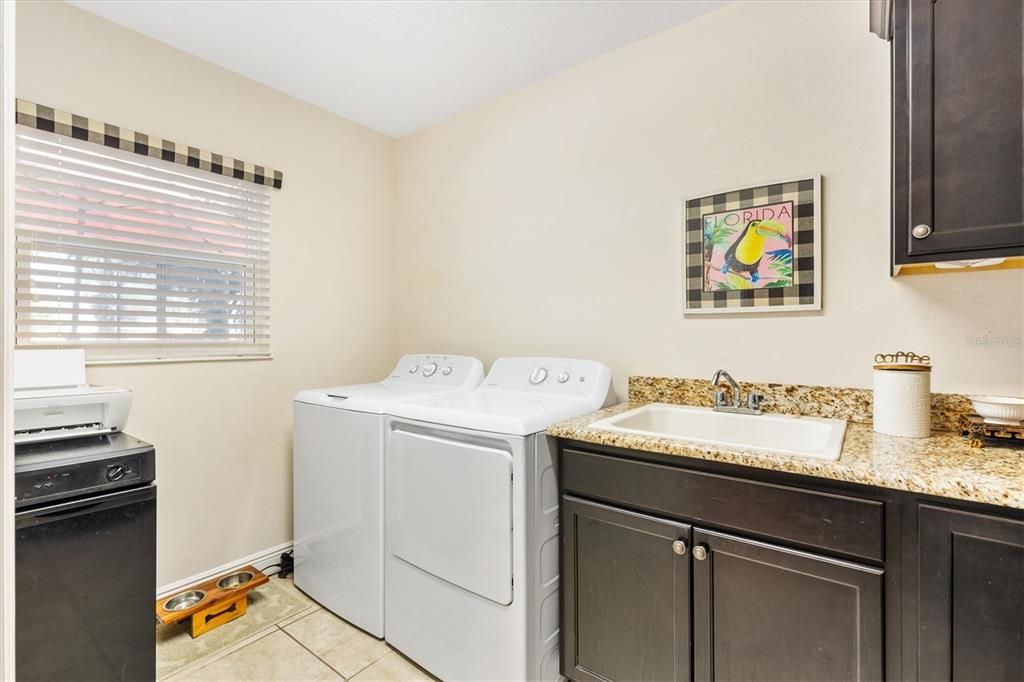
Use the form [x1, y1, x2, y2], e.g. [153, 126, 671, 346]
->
[873, 364, 932, 438]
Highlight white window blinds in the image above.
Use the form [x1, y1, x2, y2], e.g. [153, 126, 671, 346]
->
[14, 127, 271, 361]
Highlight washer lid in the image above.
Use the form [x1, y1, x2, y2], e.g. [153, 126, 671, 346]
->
[293, 354, 484, 414]
[295, 382, 456, 414]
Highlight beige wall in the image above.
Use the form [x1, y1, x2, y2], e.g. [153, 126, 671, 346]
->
[395, 0, 1024, 397]
[14, 0, 1024, 587]
[17, 1, 397, 586]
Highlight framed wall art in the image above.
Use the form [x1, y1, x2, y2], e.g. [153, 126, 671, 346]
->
[683, 174, 821, 314]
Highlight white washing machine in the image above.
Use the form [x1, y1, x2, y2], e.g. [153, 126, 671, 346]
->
[293, 354, 484, 637]
[384, 357, 612, 681]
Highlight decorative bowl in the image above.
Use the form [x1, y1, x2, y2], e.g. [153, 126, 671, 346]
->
[969, 396, 1024, 425]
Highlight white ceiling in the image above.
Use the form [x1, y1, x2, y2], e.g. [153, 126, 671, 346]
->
[68, 0, 729, 138]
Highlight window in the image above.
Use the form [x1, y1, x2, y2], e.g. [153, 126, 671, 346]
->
[14, 127, 270, 361]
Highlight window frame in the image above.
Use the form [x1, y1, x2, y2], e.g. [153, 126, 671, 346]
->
[13, 127, 272, 364]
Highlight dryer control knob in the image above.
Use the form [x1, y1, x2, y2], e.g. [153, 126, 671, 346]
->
[408, 364, 420, 374]
[441, 366, 453, 376]
[557, 371, 570, 383]
[529, 367, 548, 385]
[422, 362, 438, 377]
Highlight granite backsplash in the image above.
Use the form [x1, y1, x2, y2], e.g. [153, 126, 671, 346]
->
[627, 376, 973, 433]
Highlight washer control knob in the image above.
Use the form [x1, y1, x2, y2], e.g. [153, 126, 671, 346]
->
[408, 364, 420, 374]
[557, 371, 570, 384]
[529, 367, 548, 385]
[441, 366, 453, 376]
[422, 362, 438, 377]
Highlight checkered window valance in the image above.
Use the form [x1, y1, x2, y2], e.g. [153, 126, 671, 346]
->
[15, 99, 283, 190]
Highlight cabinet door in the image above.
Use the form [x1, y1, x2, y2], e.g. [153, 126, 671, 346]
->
[692, 528, 883, 682]
[895, 0, 1024, 262]
[562, 496, 691, 682]
[918, 504, 1024, 681]
[16, 487, 157, 681]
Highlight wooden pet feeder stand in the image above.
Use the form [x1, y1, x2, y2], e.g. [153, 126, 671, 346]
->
[155, 565, 269, 637]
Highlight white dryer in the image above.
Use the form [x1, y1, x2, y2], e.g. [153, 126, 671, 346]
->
[293, 354, 484, 637]
[384, 357, 612, 681]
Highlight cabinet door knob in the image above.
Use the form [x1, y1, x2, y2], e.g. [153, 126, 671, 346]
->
[912, 224, 932, 239]
[692, 545, 708, 561]
[672, 540, 687, 556]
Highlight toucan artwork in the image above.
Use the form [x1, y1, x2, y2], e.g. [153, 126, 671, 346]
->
[688, 181, 820, 312]
[702, 215, 793, 291]
[721, 219, 786, 284]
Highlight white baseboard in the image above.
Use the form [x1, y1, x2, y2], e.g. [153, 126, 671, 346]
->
[157, 541, 293, 598]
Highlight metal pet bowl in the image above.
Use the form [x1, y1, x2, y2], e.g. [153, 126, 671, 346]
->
[164, 590, 206, 612]
[217, 571, 255, 590]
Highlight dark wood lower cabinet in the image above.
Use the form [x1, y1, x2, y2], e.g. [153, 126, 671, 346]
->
[561, 495, 884, 682]
[691, 529, 883, 682]
[917, 504, 1024, 682]
[558, 442, 1024, 682]
[562, 496, 691, 682]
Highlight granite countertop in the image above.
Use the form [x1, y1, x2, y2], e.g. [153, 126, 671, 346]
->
[547, 378, 1024, 510]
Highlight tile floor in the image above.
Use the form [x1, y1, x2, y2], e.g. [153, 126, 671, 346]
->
[158, 577, 436, 681]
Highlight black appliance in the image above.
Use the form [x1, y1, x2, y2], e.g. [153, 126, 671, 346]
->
[15, 432, 156, 682]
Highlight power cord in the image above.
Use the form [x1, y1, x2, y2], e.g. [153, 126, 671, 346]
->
[258, 550, 295, 579]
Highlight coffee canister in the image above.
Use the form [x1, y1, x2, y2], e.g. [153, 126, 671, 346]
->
[873, 351, 932, 438]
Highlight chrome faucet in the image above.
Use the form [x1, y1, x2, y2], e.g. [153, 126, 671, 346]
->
[711, 369, 764, 415]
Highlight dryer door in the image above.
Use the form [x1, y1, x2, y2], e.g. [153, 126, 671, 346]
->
[388, 428, 513, 605]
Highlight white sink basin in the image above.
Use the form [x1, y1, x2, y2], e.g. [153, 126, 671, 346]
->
[591, 403, 847, 461]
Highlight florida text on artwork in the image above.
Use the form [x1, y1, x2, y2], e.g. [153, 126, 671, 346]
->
[701, 200, 795, 292]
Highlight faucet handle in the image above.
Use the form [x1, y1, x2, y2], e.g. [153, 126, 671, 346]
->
[714, 389, 729, 407]
[746, 393, 764, 412]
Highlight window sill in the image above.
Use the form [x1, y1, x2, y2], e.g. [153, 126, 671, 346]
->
[85, 355, 273, 367]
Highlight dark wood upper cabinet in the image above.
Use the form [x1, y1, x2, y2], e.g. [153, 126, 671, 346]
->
[691, 529, 884, 682]
[892, 0, 1024, 269]
[561, 496, 692, 682]
[917, 504, 1024, 682]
